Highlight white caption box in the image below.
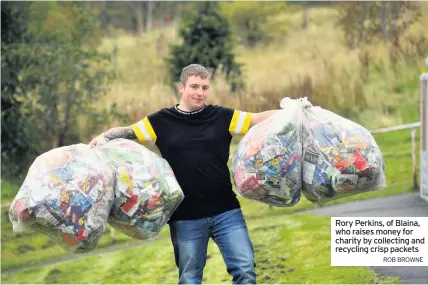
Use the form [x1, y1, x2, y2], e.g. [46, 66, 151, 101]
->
[331, 217, 428, 266]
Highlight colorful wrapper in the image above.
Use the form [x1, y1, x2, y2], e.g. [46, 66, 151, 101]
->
[231, 99, 303, 207]
[9, 144, 115, 254]
[232, 97, 386, 207]
[301, 106, 386, 204]
[95, 139, 184, 240]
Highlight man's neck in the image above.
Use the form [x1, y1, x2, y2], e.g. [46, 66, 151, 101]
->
[177, 102, 204, 113]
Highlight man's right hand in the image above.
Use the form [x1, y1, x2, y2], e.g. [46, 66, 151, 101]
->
[88, 126, 137, 148]
[88, 135, 107, 148]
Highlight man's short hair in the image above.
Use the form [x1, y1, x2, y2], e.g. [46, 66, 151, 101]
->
[180, 64, 210, 85]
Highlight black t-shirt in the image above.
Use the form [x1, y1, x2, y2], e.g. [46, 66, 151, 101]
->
[131, 104, 253, 221]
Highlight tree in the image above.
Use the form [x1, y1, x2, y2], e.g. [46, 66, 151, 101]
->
[166, 2, 242, 92]
[338, 2, 422, 49]
[1, 2, 122, 178]
[87, 1, 187, 36]
[220, 2, 293, 47]
[1, 2, 34, 177]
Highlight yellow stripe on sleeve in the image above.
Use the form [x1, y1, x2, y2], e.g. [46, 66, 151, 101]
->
[131, 123, 146, 143]
[131, 117, 157, 143]
[229, 110, 253, 135]
[142, 117, 157, 142]
[229, 110, 240, 135]
[241, 112, 253, 135]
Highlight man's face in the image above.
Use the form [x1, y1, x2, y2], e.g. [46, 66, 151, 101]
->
[179, 75, 210, 110]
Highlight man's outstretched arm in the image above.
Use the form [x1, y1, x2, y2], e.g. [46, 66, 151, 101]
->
[249, 97, 313, 128]
[88, 126, 137, 147]
[249, 110, 279, 128]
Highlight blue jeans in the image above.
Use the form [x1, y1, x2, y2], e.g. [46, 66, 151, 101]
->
[169, 208, 256, 284]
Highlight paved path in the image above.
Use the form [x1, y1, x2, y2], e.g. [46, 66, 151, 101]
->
[306, 192, 428, 284]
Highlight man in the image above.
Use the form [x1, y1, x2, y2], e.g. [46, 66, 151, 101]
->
[89, 64, 278, 284]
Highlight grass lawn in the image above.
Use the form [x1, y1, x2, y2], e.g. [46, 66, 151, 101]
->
[1, 214, 400, 284]
[1, 180, 21, 205]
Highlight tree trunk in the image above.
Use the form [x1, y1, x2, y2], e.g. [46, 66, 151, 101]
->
[146, 0, 154, 32]
[135, 1, 144, 35]
[174, 3, 182, 23]
[390, 1, 400, 47]
[358, 2, 366, 45]
[302, 2, 308, 29]
[159, 3, 165, 29]
[99, 1, 109, 32]
[381, 1, 388, 45]
[58, 62, 81, 147]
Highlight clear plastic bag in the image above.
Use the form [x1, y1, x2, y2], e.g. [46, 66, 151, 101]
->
[232, 97, 386, 207]
[9, 144, 115, 253]
[231, 99, 303, 207]
[94, 139, 184, 240]
[301, 105, 387, 204]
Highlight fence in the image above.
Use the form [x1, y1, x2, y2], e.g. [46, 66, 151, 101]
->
[370, 122, 421, 191]
[419, 57, 428, 202]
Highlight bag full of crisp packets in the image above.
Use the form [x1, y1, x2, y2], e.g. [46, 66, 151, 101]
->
[231, 97, 386, 207]
[95, 139, 184, 240]
[231, 99, 304, 207]
[9, 144, 115, 253]
[301, 104, 386, 205]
